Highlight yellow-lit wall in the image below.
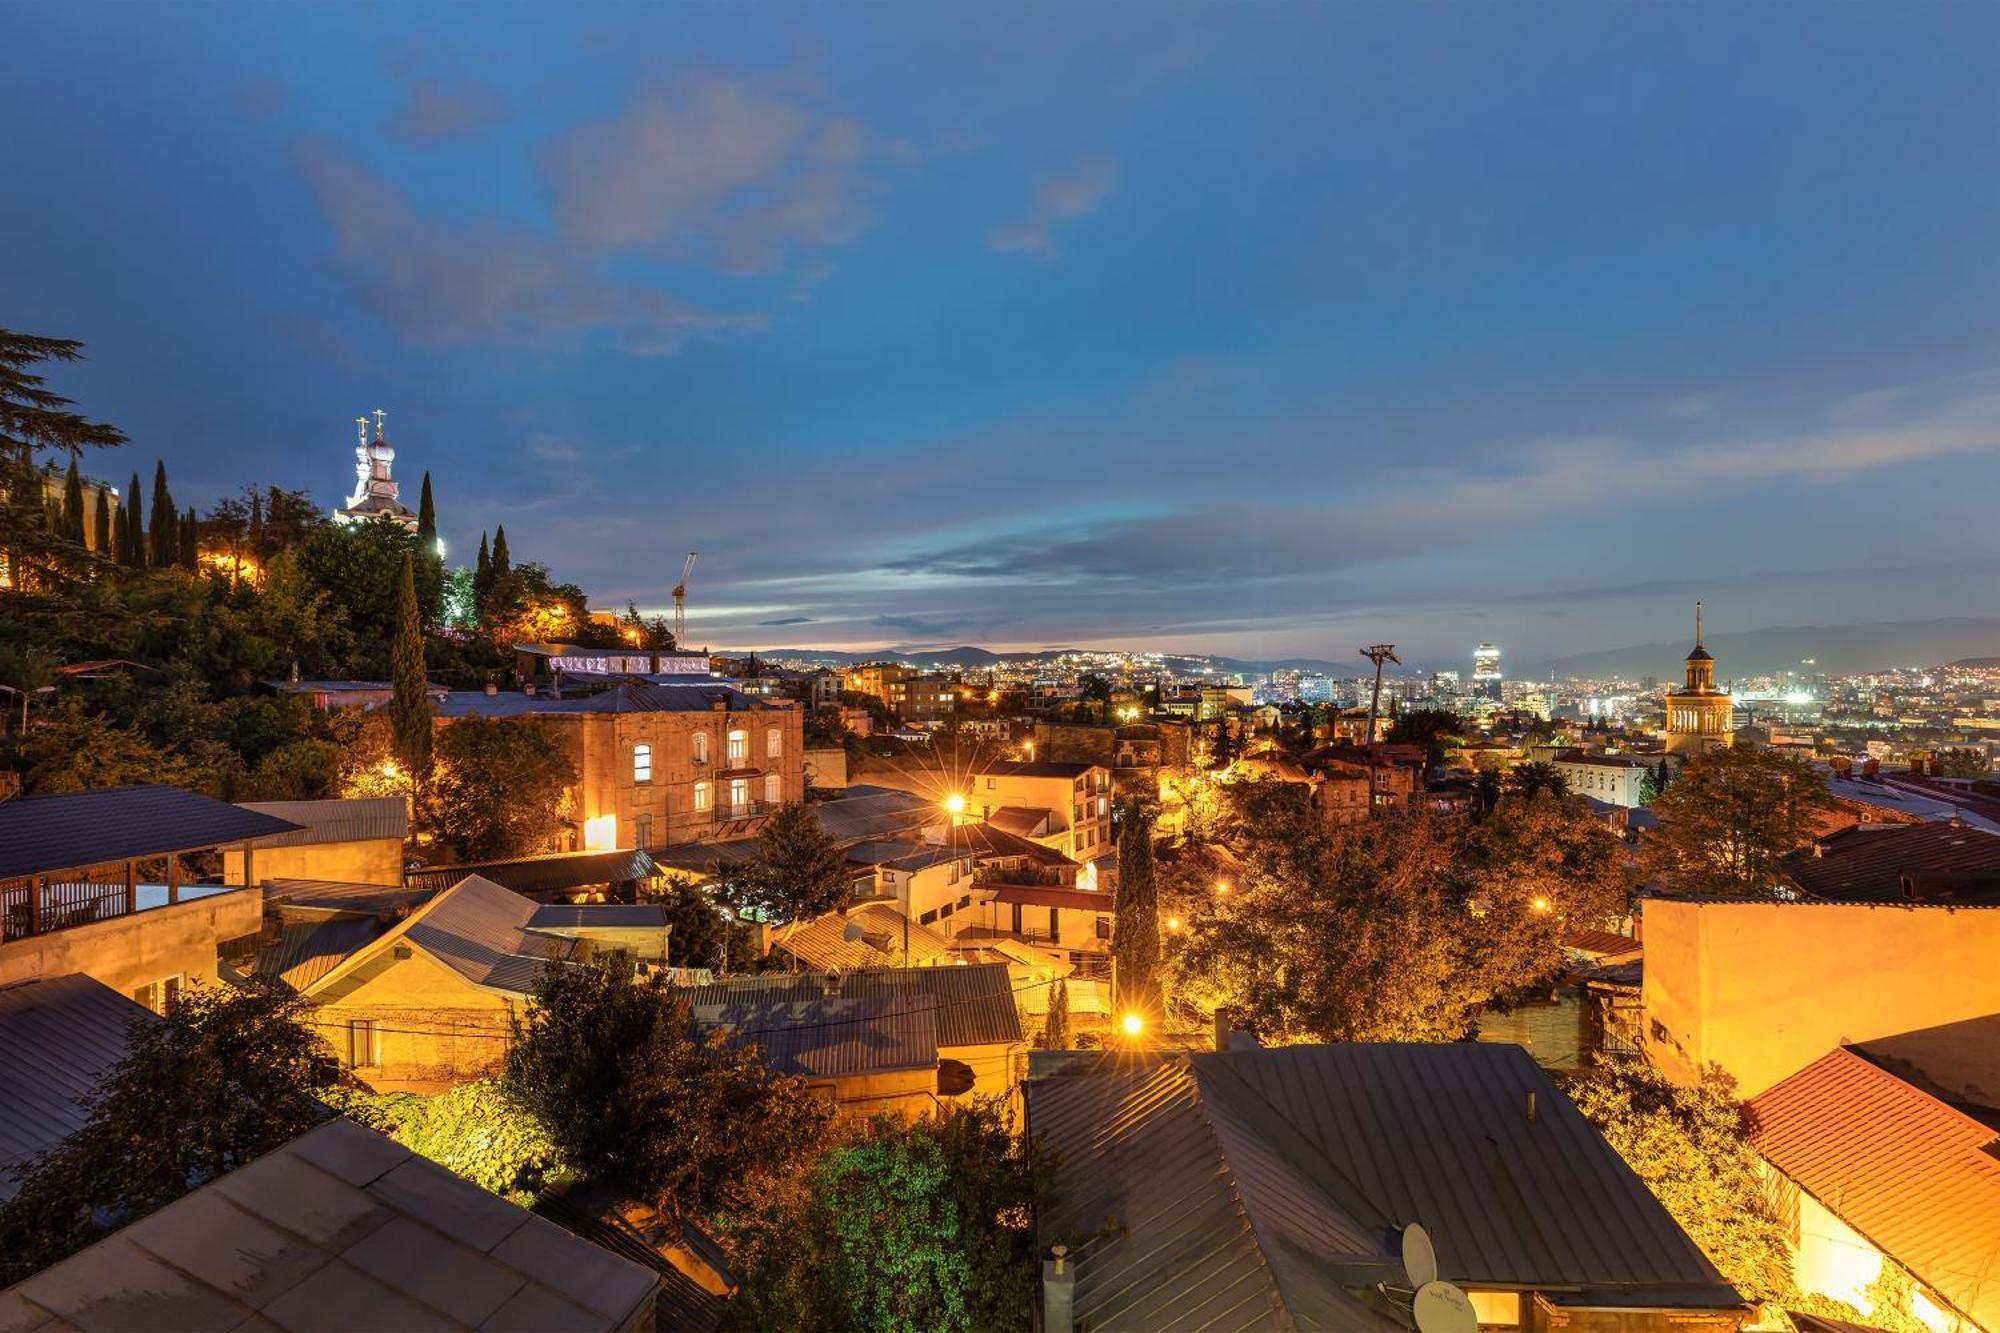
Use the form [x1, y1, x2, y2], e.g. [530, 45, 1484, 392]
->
[310, 949, 515, 1086]
[1641, 899, 2000, 1097]
[222, 838, 405, 888]
[0, 889, 260, 998]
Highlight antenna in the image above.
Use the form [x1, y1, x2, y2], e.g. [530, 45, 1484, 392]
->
[1694, 599, 1703, 649]
[671, 551, 697, 648]
[1412, 1282, 1478, 1333]
[1398, 1223, 1438, 1289]
[1360, 645, 1401, 745]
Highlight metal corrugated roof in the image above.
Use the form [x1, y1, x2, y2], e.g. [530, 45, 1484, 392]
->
[265, 878, 431, 917]
[1204, 1045, 1734, 1296]
[255, 917, 385, 992]
[693, 994, 939, 1079]
[1749, 1048, 2000, 1331]
[772, 904, 954, 971]
[301, 875, 577, 999]
[682, 962, 1021, 1049]
[434, 681, 774, 718]
[0, 1117, 662, 1329]
[405, 849, 658, 897]
[0, 785, 302, 880]
[1785, 823, 2000, 904]
[235, 798, 409, 848]
[527, 904, 669, 930]
[0, 975, 155, 1200]
[811, 786, 938, 843]
[1027, 1058, 1399, 1332]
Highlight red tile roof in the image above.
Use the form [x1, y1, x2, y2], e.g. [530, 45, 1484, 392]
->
[1749, 1048, 2000, 1330]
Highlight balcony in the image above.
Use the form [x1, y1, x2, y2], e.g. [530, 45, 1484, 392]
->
[2, 876, 241, 943]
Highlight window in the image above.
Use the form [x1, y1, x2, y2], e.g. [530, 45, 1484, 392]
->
[764, 773, 781, 804]
[692, 731, 709, 765]
[727, 729, 748, 762]
[344, 1018, 379, 1070]
[1094, 916, 1111, 940]
[694, 781, 711, 812]
[766, 728, 782, 758]
[729, 777, 750, 810]
[1464, 1292, 1520, 1328]
[633, 743, 652, 783]
[132, 975, 181, 1015]
[633, 814, 653, 849]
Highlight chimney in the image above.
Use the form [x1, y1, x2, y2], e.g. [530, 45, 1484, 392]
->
[484, 680, 499, 697]
[1042, 1246, 1075, 1332]
[1214, 1011, 1230, 1052]
[522, 683, 536, 697]
[1525, 1091, 1537, 1124]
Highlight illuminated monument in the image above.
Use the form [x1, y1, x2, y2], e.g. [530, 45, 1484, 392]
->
[335, 409, 418, 531]
[1665, 601, 1734, 757]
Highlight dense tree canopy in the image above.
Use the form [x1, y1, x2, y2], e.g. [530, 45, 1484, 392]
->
[716, 801, 855, 925]
[429, 716, 577, 862]
[1643, 748, 1835, 896]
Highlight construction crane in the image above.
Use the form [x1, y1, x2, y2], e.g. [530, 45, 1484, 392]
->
[1361, 644, 1401, 745]
[672, 551, 697, 648]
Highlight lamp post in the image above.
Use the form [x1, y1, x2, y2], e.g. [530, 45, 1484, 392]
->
[0, 684, 55, 734]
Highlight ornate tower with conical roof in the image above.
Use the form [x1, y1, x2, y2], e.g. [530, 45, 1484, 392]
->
[334, 409, 418, 531]
[1665, 600, 1734, 757]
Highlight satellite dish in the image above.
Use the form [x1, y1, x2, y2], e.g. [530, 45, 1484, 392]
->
[1411, 1282, 1477, 1333]
[1399, 1222, 1439, 1289]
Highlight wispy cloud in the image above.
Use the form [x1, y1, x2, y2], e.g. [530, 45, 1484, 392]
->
[542, 78, 875, 274]
[293, 139, 764, 354]
[385, 78, 506, 144]
[987, 160, 1116, 261]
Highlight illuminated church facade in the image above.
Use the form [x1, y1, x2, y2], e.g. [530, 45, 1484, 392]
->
[334, 409, 418, 531]
[1664, 601, 1734, 757]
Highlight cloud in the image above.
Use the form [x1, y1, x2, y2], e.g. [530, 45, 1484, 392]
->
[526, 433, 583, 464]
[293, 140, 763, 354]
[987, 161, 1116, 261]
[385, 78, 506, 144]
[889, 389, 2000, 584]
[542, 79, 875, 273]
[759, 615, 816, 626]
[873, 612, 1020, 639]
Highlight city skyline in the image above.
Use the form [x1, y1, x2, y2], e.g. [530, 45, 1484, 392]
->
[8, 3, 2000, 662]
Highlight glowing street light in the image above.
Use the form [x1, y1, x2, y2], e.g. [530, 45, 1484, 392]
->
[943, 793, 966, 816]
[1166, 916, 1182, 932]
[1120, 1012, 1145, 1038]
[1530, 896, 1552, 914]
[1214, 880, 1231, 896]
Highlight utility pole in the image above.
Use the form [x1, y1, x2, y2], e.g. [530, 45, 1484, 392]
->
[1360, 645, 1400, 745]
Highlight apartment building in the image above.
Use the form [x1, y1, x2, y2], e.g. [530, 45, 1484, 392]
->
[965, 760, 1113, 860]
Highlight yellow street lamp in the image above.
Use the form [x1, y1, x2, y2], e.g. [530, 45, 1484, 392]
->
[1531, 896, 1552, 914]
[1120, 1012, 1145, 1038]
[944, 793, 966, 816]
[1214, 880, 1231, 896]
[1166, 916, 1182, 932]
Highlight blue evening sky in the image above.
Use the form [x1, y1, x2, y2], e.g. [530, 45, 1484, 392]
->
[6, 2, 1999, 665]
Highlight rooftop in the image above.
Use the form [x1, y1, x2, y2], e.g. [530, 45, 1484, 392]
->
[405, 848, 658, 899]
[968, 760, 1099, 780]
[305, 876, 579, 1000]
[770, 904, 954, 971]
[1750, 1047, 2000, 1331]
[0, 785, 301, 881]
[0, 975, 154, 1201]
[1785, 822, 2000, 904]
[433, 680, 772, 719]
[235, 797, 409, 849]
[682, 962, 1022, 1049]
[0, 1118, 661, 1330]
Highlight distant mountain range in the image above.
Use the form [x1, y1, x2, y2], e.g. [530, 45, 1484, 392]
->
[1524, 616, 2000, 681]
[746, 643, 1354, 674]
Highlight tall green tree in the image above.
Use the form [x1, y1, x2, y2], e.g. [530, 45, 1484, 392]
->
[1506, 760, 1569, 802]
[60, 457, 86, 545]
[122, 470, 144, 566]
[0, 331, 125, 594]
[1112, 798, 1163, 1024]
[722, 1102, 1049, 1332]
[1643, 748, 1836, 896]
[430, 716, 577, 861]
[473, 530, 493, 613]
[390, 553, 434, 781]
[716, 801, 854, 925]
[1042, 978, 1072, 1050]
[490, 523, 511, 579]
[413, 471, 443, 624]
[0, 983, 336, 1283]
[147, 459, 175, 568]
[501, 954, 832, 1217]
[92, 486, 111, 554]
[1387, 706, 1462, 768]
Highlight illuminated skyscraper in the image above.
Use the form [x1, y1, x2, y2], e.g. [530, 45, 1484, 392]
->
[1472, 644, 1502, 700]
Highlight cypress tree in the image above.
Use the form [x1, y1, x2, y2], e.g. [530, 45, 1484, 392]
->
[1043, 978, 1072, 1050]
[413, 471, 443, 624]
[1111, 799, 1163, 1028]
[473, 531, 493, 609]
[93, 487, 111, 554]
[148, 460, 175, 567]
[490, 524, 511, 579]
[123, 472, 144, 566]
[416, 472, 437, 552]
[60, 459, 86, 545]
[390, 553, 434, 780]
[111, 505, 128, 564]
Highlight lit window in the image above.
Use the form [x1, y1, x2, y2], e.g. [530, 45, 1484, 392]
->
[764, 773, 781, 803]
[694, 782, 710, 812]
[766, 728, 782, 757]
[1464, 1291, 1520, 1328]
[692, 731, 709, 764]
[633, 743, 652, 783]
[728, 729, 748, 762]
[729, 778, 750, 810]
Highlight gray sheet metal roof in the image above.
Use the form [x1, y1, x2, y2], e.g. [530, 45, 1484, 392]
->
[406, 849, 658, 898]
[1195, 1045, 1736, 1297]
[0, 1117, 660, 1330]
[400, 876, 578, 996]
[771, 904, 955, 971]
[810, 785, 938, 842]
[527, 904, 670, 930]
[434, 680, 773, 718]
[235, 798, 409, 848]
[264, 878, 432, 918]
[255, 917, 385, 992]
[0, 976, 155, 1201]
[0, 785, 302, 881]
[682, 962, 1021, 1049]
[693, 994, 940, 1079]
[1027, 1058, 1399, 1332]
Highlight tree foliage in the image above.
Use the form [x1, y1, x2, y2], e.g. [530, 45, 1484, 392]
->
[721, 1102, 1049, 1333]
[1167, 784, 1630, 1043]
[334, 1081, 567, 1205]
[1387, 706, 1461, 768]
[501, 955, 832, 1217]
[1562, 1058, 1793, 1305]
[0, 983, 335, 1283]
[1112, 798, 1162, 1022]
[429, 715, 576, 862]
[717, 801, 854, 925]
[390, 553, 433, 780]
[1643, 747, 1836, 896]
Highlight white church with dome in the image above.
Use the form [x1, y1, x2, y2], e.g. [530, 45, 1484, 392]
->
[334, 408, 418, 531]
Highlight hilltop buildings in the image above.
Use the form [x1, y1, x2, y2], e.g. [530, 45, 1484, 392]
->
[333, 410, 418, 531]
